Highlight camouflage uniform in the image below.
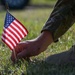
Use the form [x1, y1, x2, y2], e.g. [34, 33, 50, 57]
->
[43, 0, 75, 65]
[42, 0, 75, 42]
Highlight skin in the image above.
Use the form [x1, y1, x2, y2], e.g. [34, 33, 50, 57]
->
[11, 31, 53, 62]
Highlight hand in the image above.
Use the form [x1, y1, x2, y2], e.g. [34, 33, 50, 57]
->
[11, 31, 53, 62]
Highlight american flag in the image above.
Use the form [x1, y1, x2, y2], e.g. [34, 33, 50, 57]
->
[2, 11, 28, 50]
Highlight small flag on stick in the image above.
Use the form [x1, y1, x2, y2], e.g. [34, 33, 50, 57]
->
[2, 11, 28, 50]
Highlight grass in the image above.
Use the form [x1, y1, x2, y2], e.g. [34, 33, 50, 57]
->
[31, 0, 56, 5]
[0, 5, 75, 75]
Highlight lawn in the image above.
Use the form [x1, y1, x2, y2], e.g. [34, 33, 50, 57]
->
[0, 4, 75, 75]
[31, 0, 56, 5]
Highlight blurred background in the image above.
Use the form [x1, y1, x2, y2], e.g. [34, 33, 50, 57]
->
[0, 0, 56, 10]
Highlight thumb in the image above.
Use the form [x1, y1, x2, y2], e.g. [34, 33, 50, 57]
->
[17, 49, 27, 59]
[11, 50, 17, 63]
[17, 50, 33, 62]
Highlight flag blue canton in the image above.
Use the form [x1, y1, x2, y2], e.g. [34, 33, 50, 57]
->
[4, 12, 15, 28]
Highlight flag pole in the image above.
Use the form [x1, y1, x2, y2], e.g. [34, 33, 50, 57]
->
[13, 49, 17, 62]
[5, 3, 17, 62]
[5, 2, 9, 12]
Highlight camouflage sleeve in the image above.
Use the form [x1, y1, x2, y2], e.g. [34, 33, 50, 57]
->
[41, 0, 75, 42]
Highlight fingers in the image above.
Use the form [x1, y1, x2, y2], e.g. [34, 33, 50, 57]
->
[11, 49, 27, 63]
[15, 42, 28, 53]
[11, 41, 29, 62]
[17, 50, 33, 62]
[11, 50, 32, 63]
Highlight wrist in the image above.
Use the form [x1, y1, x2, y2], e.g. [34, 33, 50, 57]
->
[38, 31, 53, 43]
[36, 31, 53, 52]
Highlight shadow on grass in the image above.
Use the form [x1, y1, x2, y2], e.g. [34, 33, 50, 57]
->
[25, 59, 75, 75]
[26, 48, 75, 75]
[1, 58, 75, 75]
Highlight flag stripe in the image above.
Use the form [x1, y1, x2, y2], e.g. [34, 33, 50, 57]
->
[3, 29, 19, 43]
[14, 20, 28, 35]
[11, 22, 25, 38]
[2, 33, 16, 47]
[2, 36, 14, 50]
[2, 38, 14, 50]
[3, 30, 19, 44]
[15, 20, 28, 34]
[8, 26, 21, 40]
[10, 24, 22, 39]
[13, 21, 26, 37]
[4, 27, 20, 42]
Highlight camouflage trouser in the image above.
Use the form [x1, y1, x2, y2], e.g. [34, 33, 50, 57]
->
[41, 0, 75, 42]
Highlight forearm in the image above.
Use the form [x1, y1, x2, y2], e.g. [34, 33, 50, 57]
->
[35, 31, 53, 53]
